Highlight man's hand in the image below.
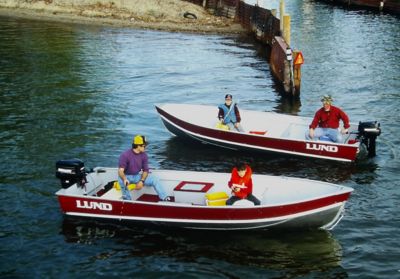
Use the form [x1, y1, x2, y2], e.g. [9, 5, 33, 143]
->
[309, 128, 314, 139]
[341, 128, 349, 134]
[136, 180, 144, 190]
[232, 183, 243, 192]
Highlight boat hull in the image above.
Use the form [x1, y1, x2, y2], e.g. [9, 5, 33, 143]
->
[57, 192, 350, 231]
[156, 105, 359, 162]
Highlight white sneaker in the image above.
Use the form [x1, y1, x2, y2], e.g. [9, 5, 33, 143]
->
[163, 196, 172, 202]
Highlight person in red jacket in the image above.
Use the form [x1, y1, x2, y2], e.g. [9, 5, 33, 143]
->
[226, 163, 260, 206]
[306, 95, 350, 142]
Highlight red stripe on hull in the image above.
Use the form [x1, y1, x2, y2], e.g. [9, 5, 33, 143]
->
[57, 192, 350, 221]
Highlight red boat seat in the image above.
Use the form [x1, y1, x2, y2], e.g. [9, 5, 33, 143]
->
[249, 131, 267, 135]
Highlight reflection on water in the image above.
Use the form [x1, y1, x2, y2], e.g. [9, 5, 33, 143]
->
[274, 95, 302, 115]
[156, 137, 378, 184]
[61, 217, 347, 277]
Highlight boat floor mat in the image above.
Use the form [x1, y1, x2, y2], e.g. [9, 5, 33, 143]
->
[137, 194, 175, 203]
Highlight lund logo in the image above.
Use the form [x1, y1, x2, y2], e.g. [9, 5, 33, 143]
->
[76, 200, 112, 211]
[306, 143, 338, 153]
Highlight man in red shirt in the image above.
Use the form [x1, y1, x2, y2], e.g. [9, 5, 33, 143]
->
[226, 163, 260, 206]
[307, 95, 350, 142]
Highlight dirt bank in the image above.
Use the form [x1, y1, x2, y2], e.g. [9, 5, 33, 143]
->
[0, 0, 245, 34]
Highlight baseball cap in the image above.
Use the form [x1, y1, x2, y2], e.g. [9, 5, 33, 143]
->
[133, 135, 147, 145]
[321, 95, 333, 103]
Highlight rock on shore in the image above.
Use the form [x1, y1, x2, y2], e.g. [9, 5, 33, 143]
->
[0, 0, 245, 33]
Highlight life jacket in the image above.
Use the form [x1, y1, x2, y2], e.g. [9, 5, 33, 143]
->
[229, 165, 252, 199]
[218, 103, 237, 124]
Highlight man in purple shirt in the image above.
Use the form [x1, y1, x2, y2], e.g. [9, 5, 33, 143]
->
[118, 135, 170, 201]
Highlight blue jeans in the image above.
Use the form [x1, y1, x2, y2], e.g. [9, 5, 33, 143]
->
[306, 128, 342, 143]
[226, 122, 245, 132]
[118, 173, 167, 201]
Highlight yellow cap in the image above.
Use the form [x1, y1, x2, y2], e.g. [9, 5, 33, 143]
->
[133, 135, 146, 145]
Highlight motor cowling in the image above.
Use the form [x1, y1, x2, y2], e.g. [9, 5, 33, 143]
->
[56, 159, 87, 189]
[357, 121, 381, 157]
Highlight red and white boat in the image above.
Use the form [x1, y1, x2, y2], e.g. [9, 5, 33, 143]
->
[156, 103, 381, 162]
[55, 159, 353, 230]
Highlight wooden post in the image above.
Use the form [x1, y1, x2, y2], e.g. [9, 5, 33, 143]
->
[293, 64, 301, 96]
[379, 1, 384, 11]
[283, 14, 291, 46]
[279, 0, 285, 34]
[293, 50, 302, 96]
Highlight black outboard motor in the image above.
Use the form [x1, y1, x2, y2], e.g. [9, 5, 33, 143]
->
[56, 159, 87, 189]
[357, 121, 381, 157]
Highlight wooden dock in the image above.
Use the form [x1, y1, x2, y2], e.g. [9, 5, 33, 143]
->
[187, 0, 302, 97]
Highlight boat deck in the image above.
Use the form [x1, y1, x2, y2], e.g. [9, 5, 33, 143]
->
[101, 188, 174, 203]
[80, 169, 349, 208]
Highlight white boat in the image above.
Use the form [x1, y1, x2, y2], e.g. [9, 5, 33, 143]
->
[55, 159, 353, 230]
[156, 103, 381, 162]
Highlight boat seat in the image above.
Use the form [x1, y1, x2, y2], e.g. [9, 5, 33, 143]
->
[101, 188, 122, 200]
[101, 184, 158, 201]
[281, 123, 308, 139]
[130, 187, 156, 201]
[232, 199, 254, 206]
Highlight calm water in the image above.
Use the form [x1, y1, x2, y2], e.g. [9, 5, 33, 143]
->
[1, 0, 400, 278]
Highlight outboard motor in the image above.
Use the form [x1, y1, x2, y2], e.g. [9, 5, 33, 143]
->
[357, 121, 381, 157]
[56, 159, 87, 189]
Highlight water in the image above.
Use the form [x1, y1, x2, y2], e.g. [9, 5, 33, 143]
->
[1, 1, 399, 277]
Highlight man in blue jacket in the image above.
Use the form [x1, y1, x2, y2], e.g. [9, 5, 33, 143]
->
[218, 94, 245, 132]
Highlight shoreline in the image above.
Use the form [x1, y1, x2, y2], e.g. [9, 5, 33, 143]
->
[0, 1, 246, 34]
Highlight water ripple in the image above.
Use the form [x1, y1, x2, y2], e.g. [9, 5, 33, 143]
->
[0, 3, 399, 277]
